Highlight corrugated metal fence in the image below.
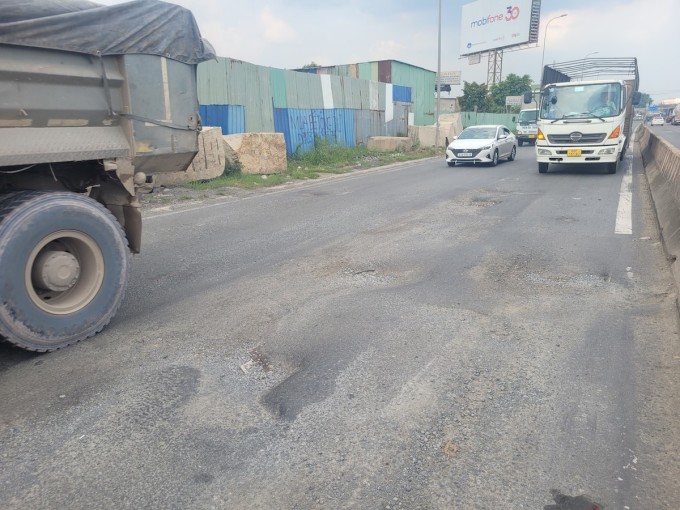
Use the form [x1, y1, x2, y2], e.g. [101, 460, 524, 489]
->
[460, 112, 518, 129]
[197, 57, 413, 155]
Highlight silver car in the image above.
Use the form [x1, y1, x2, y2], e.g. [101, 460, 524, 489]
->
[446, 125, 517, 167]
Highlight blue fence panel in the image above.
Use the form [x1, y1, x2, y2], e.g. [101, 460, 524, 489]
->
[274, 108, 356, 155]
[199, 104, 246, 134]
[392, 85, 411, 103]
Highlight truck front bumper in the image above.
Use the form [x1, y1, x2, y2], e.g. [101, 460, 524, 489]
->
[535, 145, 620, 164]
[517, 133, 537, 143]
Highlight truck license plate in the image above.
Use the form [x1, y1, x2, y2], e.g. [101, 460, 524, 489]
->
[528, 134, 536, 138]
[459, 152, 472, 157]
[567, 149, 581, 157]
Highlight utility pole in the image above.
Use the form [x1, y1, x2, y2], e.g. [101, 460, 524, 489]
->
[435, 0, 442, 148]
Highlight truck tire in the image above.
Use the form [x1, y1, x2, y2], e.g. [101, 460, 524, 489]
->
[518, 140, 524, 147]
[607, 161, 618, 174]
[0, 191, 130, 351]
[538, 162, 548, 173]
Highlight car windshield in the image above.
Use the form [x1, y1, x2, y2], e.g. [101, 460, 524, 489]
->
[458, 127, 497, 140]
[540, 83, 622, 120]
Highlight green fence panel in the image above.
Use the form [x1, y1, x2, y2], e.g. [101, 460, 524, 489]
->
[460, 112, 518, 130]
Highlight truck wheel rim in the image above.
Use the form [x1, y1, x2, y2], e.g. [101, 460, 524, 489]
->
[25, 230, 105, 315]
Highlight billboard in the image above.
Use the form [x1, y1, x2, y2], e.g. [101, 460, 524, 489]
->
[460, 0, 540, 56]
[438, 71, 462, 85]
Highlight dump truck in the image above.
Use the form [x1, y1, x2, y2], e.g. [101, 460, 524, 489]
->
[524, 58, 641, 174]
[672, 104, 680, 126]
[0, 0, 214, 351]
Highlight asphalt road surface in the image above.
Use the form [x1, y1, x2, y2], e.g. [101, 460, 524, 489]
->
[647, 121, 680, 149]
[1, 137, 679, 509]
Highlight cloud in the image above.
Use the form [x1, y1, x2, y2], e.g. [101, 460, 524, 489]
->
[260, 7, 296, 43]
[369, 39, 406, 62]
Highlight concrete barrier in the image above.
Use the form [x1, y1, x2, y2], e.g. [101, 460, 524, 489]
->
[638, 125, 680, 293]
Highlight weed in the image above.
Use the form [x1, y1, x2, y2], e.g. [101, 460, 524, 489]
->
[186, 139, 439, 190]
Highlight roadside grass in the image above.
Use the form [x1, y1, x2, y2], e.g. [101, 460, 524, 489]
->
[186, 139, 440, 191]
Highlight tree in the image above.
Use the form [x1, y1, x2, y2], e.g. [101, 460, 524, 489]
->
[638, 92, 653, 107]
[301, 62, 321, 69]
[489, 73, 533, 113]
[459, 81, 493, 112]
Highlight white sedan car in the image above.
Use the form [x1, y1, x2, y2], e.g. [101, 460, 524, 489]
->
[650, 115, 664, 126]
[445, 125, 517, 167]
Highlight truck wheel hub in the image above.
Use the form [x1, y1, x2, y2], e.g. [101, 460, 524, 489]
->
[32, 250, 81, 292]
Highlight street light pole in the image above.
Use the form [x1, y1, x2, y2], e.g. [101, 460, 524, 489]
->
[539, 14, 567, 86]
[435, 0, 442, 148]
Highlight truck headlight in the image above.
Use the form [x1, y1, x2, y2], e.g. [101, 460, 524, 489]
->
[537, 149, 552, 156]
[598, 147, 616, 155]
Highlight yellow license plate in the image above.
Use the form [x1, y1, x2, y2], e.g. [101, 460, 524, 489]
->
[528, 134, 536, 138]
[567, 149, 582, 157]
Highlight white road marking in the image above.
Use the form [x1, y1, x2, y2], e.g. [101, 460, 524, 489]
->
[615, 135, 634, 235]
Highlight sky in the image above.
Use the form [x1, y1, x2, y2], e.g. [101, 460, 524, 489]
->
[100, 0, 678, 104]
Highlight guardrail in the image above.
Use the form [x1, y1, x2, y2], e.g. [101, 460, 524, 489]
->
[638, 125, 680, 296]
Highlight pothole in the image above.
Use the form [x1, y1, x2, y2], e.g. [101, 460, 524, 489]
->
[240, 346, 273, 375]
[525, 272, 609, 289]
[467, 197, 500, 208]
[341, 267, 395, 286]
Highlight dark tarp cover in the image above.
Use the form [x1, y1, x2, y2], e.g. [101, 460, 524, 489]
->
[0, 0, 215, 64]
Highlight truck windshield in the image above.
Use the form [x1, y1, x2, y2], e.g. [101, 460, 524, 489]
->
[517, 110, 537, 123]
[540, 83, 622, 120]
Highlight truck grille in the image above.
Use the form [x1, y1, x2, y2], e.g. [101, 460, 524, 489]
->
[547, 133, 607, 144]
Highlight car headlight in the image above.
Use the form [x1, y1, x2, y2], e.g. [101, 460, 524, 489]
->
[480, 145, 492, 150]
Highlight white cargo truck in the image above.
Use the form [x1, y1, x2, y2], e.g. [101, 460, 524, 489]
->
[525, 58, 641, 174]
[515, 106, 539, 146]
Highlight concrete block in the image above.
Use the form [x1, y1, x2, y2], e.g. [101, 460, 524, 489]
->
[223, 132, 287, 174]
[409, 114, 464, 148]
[367, 136, 413, 152]
[154, 127, 226, 185]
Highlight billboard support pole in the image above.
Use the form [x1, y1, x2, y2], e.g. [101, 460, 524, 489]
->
[487, 49, 503, 86]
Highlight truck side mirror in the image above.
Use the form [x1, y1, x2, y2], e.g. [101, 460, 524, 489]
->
[632, 91, 641, 106]
[523, 91, 533, 104]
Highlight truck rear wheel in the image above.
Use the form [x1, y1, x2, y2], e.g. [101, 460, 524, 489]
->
[0, 191, 130, 351]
